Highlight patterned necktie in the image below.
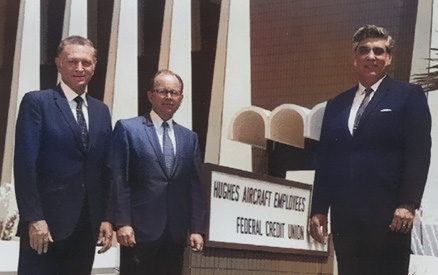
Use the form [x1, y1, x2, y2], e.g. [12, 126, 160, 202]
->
[353, 88, 373, 134]
[162, 122, 175, 173]
[74, 96, 89, 152]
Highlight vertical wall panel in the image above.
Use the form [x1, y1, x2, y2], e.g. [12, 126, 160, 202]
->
[104, 0, 138, 123]
[0, 1, 19, 187]
[191, 0, 220, 156]
[2, 0, 41, 184]
[205, 0, 252, 172]
[63, 0, 87, 37]
[159, 0, 193, 129]
[0, 0, 40, 243]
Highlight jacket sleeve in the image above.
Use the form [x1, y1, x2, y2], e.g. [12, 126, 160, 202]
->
[100, 106, 113, 222]
[14, 93, 45, 222]
[189, 134, 207, 234]
[109, 120, 132, 227]
[398, 85, 431, 208]
[310, 99, 334, 216]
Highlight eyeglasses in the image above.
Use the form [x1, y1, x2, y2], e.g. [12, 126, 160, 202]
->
[153, 89, 182, 97]
[357, 46, 387, 56]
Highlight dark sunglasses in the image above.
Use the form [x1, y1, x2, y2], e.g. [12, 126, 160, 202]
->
[357, 46, 386, 56]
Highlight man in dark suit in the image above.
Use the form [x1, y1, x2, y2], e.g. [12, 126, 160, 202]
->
[110, 70, 206, 274]
[14, 36, 113, 275]
[309, 25, 431, 275]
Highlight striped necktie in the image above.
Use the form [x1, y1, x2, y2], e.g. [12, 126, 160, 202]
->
[74, 96, 89, 152]
[162, 122, 175, 173]
[353, 88, 373, 135]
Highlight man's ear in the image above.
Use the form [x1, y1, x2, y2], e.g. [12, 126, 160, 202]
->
[55, 57, 60, 68]
[353, 52, 358, 68]
[386, 53, 392, 66]
[147, 90, 153, 102]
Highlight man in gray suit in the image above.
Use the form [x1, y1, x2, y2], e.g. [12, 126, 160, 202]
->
[110, 70, 206, 274]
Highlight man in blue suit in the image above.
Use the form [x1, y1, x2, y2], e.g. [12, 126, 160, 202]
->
[309, 25, 431, 275]
[14, 36, 113, 275]
[110, 70, 206, 274]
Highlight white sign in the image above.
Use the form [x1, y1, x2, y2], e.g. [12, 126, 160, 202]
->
[208, 170, 327, 253]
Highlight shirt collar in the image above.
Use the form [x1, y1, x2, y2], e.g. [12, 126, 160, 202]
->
[358, 75, 387, 95]
[60, 80, 88, 107]
[150, 109, 174, 130]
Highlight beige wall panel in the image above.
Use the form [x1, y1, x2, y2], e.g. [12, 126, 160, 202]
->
[205, 0, 252, 171]
[160, 0, 193, 129]
[0, 0, 40, 242]
[104, 0, 138, 123]
[62, 0, 88, 38]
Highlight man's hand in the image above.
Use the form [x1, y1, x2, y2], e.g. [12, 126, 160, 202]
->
[29, 220, 53, 254]
[116, 226, 136, 247]
[189, 233, 204, 252]
[308, 214, 328, 244]
[97, 222, 113, 254]
[389, 206, 415, 234]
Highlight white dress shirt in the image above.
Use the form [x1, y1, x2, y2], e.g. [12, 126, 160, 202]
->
[150, 110, 176, 155]
[61, 81, 89, 130]
[348, 76, 386, 134]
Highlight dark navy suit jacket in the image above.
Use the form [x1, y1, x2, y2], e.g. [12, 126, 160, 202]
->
[14, 86, 112, 240]
[110, 115, 206, 244]
[311, 76, 431, 227]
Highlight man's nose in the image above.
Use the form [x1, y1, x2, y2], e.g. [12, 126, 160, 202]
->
[75, 62, 84, 71]
[366, 51, 376, 60]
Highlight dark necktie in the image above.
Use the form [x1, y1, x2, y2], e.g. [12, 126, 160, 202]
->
[162, 122, 175, 173]
[74, 96, 89, 152]
[353, 88, 373, 134]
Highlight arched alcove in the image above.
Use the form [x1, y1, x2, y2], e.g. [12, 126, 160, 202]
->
[228, 106, 270, 149]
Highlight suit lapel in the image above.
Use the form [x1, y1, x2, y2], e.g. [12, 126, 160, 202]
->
[143, 115, 170, 178]
[172, 123, 184, 177]
[343, 86, 357, 138]
[356, 77, 392, 130]
[87, 95, 99, 153]
[53, 87, 85, 153]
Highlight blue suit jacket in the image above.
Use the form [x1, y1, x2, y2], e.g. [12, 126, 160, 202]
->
[110, 115, 206, 244]
[14, 86, 112, 240]
[311, 77, 431, 226]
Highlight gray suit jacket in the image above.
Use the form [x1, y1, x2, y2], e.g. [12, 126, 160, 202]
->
[110, 115, 206, 244]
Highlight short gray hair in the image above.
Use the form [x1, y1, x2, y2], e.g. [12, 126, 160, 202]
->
[352, 25, 395, 54]
[57, 35, 97, 62]
[148, 70, 184, 93]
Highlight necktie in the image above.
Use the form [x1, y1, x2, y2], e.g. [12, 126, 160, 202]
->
[162, 122, 175, 173]
[353, 88, 373, 134]
[74, 96, 89, 152]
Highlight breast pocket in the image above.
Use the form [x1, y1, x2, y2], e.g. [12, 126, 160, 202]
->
[367, 108, 403, 146]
